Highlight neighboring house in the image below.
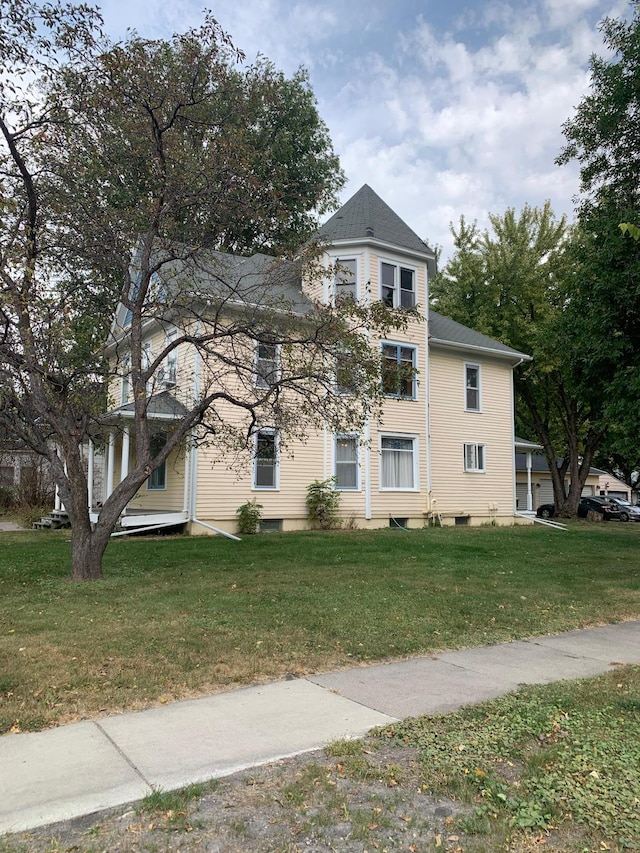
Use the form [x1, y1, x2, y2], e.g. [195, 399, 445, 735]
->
[92, 185, 531, 534]
[593, 468, 632, 502]
[515, 449, 601, 511]
[0, 431, 51, 502]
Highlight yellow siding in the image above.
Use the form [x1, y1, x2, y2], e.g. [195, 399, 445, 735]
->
[429, 348, 516, 522]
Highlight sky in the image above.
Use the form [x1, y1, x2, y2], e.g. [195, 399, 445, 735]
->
[97, 0, 630, 261]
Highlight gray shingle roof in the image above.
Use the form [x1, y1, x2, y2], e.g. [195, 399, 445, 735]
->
[111, 391, 189, 420]
[317, 185, 435, 259]
[428, 309, 530, 361]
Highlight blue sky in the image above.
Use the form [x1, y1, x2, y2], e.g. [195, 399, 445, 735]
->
[97, 0, 630, 259]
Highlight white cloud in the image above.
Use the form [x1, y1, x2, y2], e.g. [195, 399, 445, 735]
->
[96, 0, 622, 260]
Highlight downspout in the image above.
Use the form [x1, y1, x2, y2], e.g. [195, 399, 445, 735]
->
[424, 279, 432, 514]
[364, 246, 372, 520]
[511, 357, 525, 516]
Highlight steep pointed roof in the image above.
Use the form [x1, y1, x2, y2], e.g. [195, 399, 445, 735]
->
[317, 184, 435, 260]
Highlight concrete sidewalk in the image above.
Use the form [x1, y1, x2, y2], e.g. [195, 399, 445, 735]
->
[1, 620, 639, 835]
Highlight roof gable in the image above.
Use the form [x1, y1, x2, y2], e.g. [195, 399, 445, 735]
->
[317, 184, 435, 260]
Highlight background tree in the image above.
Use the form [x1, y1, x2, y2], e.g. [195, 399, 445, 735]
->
[0, 4, 409, 580]
[556, 2, 640, 497]
[431, 204, 602, 515]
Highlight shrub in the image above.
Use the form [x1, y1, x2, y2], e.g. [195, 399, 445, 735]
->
[235, 498, 263, 534]
[306, 478, 341, 529]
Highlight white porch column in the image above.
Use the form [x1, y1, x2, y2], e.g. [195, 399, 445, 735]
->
[106, 432, 115, 498]
[87, 439, 94, 511]
[526, 451, 533, 511]
[120, 427, 130, 482]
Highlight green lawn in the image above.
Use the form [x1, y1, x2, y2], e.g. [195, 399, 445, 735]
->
[1, 523, 639, 733]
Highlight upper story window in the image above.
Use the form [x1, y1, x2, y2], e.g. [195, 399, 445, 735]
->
[335, 435, 359, 490]
[142, 341, 153, 395]
[120, 355, 131, 405]
[334, 258, 357, 302]
[381, 262, 415, 309]
[465, 363, 481, 411]
[254, 341, 280, 389]
[464, 443, 486, 473]
[254, 429, 278, 489]
[159, 329, 178, 388]
[382, 343, 416, 399]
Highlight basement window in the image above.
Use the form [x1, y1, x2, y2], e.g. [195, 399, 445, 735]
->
[260, 518, 283, 532]
[389, 517, 408, 529]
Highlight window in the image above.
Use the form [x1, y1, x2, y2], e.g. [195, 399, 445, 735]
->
[335, 258, 357, 301]
[464, 443, 486, 472]
[148, 434, 167, 490]
[335, 350, 357, 394]
[465, 363, 481, 411]
[0, 466, 14, 487]
[381, 262, 415, 308]
[123, 272, 141, 327]
[382, 343, 416, 398]
[159, 329, 178, 387]
[335, 435, 359, 490]
[121, 356, 131, 405]
[142, 341, 153, 394]
[254, 341, 279, 389]
[380, 435, 417, 490]
[254, 430, 278, 489]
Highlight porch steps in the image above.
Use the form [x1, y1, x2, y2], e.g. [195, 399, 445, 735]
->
[33, 509, 71, 530]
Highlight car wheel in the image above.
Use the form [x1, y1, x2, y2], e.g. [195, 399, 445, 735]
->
[620, 512, 630, 522]
[540, 507, 552, 519]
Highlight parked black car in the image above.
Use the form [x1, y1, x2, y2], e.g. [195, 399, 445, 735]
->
[578, 496, 621, 520]
[602, 496, 640, 522]
[536, 496, 621, 520]
[536, 503, 556, 519]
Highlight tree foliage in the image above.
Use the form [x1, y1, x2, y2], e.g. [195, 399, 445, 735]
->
[431, 204, 602, 515]
[557, 2, 640, 494]
[0, 2, 406, 579]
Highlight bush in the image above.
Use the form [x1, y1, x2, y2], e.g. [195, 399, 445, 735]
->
[0, 485, 16, 510]
[236, 498, 263, 534]
[306, 478, 341, 529]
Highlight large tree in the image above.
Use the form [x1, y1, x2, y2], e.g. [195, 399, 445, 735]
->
[431, 204, 602, 515]
[0, 3, 409, 579]
[556, 2, 640, 495]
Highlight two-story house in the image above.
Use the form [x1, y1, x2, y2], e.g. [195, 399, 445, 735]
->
[95, 185, 530, 535]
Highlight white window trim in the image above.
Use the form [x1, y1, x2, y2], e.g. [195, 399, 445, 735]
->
[463, 442, 486, 473]
[147, 435, 167, 490]
[254, 340, 281, 390]
[334, 434, 360, 491]
[381, 341, 418, 400]
[380, 260, 417, 309]
[464, 362, 482, 412]
[253, 428, 279, 490]
[158, 328, 178, 388]
[120, 355, 131, 405]
[379, 432, 420, 492]
[333, 257, 358, 303]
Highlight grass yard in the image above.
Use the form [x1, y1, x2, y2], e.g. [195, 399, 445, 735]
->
[1, 523, 639, 733]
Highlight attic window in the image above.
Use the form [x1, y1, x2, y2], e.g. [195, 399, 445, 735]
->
[334, 258, 357, 301]
[381, 262, 415, 309]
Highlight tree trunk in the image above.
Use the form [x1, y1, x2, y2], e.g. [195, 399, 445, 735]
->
[70, 523, 111, 581]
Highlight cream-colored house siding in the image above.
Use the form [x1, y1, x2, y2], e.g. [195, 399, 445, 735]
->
[126, 447, 186, 511]
[429, 348, 516, 523]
